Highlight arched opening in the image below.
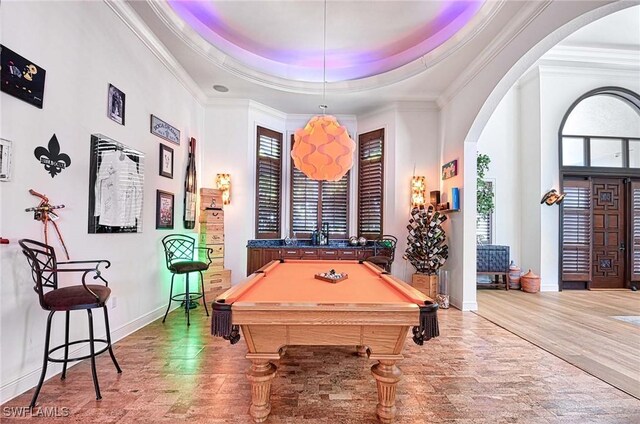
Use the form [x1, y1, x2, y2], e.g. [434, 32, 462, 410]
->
[472, 5, 640, 297]
[559, 87, 640, 290]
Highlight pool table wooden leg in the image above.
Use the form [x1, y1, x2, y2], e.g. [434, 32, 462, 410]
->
[371, 359, 402, 423]
[246, 359, 277, 423]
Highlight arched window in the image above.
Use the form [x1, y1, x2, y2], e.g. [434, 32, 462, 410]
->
[560, 88, 640, 169]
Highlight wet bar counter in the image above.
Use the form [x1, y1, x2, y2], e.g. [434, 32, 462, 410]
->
[246, 239, 375, 275]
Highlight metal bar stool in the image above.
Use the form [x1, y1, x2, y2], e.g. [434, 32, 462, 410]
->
[161, 234, 213, 326]
[365, 235, 398, 272]
[18, 239, 122, 408]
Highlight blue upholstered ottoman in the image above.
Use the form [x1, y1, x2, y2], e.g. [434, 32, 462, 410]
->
[477, 245, 510, 290]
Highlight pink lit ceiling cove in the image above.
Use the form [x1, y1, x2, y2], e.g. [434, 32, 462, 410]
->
[167, 0, 487, 83]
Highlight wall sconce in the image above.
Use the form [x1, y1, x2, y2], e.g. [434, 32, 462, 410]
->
[411, 176, 426, 207]
[540, 189, 565, 206]
[216, 173, 231, 205]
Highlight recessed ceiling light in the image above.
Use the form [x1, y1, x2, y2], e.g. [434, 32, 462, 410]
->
[213, 84, 229, 93]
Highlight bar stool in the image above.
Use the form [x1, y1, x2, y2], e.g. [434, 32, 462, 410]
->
[161, 234, 213, 326]
[18, 239, 122, 408]
[365, 235, 398, 272]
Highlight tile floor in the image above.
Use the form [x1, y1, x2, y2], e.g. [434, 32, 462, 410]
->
[2, 308, 639, 423]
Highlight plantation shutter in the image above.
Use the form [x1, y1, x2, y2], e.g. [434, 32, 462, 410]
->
[358, 129, 384, 239]
[476, 182, 493, 244]
[255, 126, 282, 239]
[291, 166, 319, 238]
[561, 178, 592, 282]
[290, 136, 349, 238]
[631, 180, 640, 281]
[321, 176, 349, 238]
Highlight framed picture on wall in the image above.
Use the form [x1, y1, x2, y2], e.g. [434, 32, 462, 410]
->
[0, 45, 46, 108]
[156, 190, 174, 229]
[0, 138, 13, 181]
[107, 84, 125, 125]
[88, 134, 145, 234]
[158, 144, 173, 179]
[150, 114, 180, 145]
[442, 159, 458, 180]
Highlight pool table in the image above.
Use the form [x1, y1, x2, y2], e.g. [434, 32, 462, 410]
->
[212, 259, 439, 423]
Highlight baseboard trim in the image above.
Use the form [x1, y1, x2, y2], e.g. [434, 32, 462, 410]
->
[449, 295, 478, 312]
[0, 304, 171, 404]
[461, 301, 478, 311]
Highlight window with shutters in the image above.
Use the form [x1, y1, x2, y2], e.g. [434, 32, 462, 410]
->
[290, 136, 350, 238]
[255, 126, 282, 239]
[476, 181, 493, 244]
[358, 129, 384, 239]
[561, 179, 592, 282]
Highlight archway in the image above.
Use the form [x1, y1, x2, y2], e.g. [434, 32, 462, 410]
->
[444, 1, 637, 310]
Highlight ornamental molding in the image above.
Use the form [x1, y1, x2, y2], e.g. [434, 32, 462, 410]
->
[143, 0, 504, 95]
[104, 0, 207, 104]
[437, 0, 552, 109]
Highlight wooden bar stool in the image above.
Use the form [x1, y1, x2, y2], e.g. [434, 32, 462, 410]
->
[18, 239, 122, 408]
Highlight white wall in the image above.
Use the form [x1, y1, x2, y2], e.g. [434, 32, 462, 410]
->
[357, 103, 441, 282]
[0, 2, 203, 402]
[200, 101, 252, 284]
[477, 87, 522, 265]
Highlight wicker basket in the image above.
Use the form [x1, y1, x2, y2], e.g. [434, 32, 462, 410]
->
[520, 270, 541, 293]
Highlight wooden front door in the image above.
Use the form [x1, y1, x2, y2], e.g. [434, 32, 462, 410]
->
[591, 178, 626, 288]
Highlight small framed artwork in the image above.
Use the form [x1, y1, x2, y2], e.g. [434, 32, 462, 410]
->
[150, 114, 180, 145]
[156, 190, 174, 229]
[1, 45, 46, 108]
[442, 159, 458, 180]
[107, 84, 125, 125]
[0, 138, 13, 181]
[158, 144, 174, 179]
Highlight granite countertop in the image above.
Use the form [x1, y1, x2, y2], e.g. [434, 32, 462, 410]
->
[247, 239, 374, 249]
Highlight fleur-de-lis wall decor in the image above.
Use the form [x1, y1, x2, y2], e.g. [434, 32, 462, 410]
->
[34, 134, 71, 177]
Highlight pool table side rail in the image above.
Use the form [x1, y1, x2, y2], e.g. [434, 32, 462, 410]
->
[212, 260, 439, 344]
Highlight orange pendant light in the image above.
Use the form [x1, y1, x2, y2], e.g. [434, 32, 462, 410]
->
[291, 0, 356, 182]
[292, 115, 355, 182]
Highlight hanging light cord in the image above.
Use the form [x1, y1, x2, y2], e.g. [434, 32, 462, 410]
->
[321, 0, 327, 114]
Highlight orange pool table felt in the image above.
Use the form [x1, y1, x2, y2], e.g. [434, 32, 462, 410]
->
[230, 260, 424, 305]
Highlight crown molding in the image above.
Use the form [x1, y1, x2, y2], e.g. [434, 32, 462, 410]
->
[357, 101, 439, 120]
[437, 0, 552, 109]
[538, 62, 640, 79]
[104, 0, 207, 105]
[146, 0, 504, 96]
[541, 44, 640, 69]
[248, 100, 288, 120]
[205, 98, 288, 121]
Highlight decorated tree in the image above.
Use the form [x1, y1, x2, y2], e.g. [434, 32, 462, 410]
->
[403, 205, 448, 275]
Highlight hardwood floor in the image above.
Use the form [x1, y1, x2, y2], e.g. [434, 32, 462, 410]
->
[476, 290, 640, 399]
[2, 305, 639, 423]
